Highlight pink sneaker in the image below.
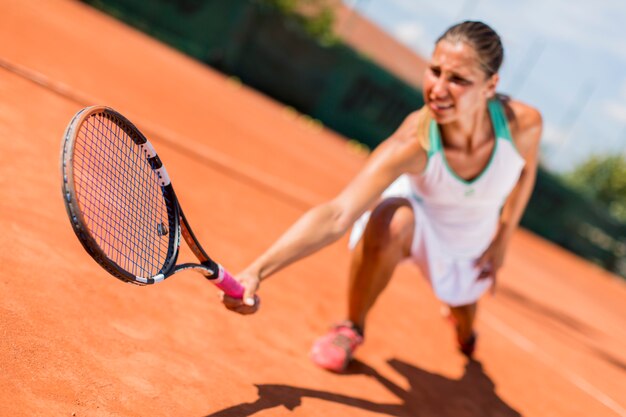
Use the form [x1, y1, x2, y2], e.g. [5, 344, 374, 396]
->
[310, 321, 363, 372]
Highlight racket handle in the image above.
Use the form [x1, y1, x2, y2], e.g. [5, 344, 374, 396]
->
[213, 265, 245, 299]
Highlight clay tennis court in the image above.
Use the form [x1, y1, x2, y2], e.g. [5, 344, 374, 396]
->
[1, 1, 625, 416]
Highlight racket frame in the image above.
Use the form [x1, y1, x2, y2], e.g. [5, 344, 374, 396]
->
[61, 106, 219, 286]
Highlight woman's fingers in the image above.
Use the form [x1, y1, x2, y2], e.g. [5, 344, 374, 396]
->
[221, 293, 260, 315]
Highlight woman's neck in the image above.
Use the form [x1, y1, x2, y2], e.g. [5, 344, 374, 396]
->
[439, 102, 493, 152]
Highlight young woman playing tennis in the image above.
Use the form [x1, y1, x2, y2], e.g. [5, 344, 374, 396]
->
[222, 21, 542, 372]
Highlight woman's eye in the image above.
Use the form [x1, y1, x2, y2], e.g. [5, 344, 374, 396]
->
[451, 77, 470, 85]
[430, 68, 441, 76]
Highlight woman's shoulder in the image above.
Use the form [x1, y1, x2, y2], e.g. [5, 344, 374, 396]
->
[389, 109, 429, 148]
[500, 97, 543, 157]
[508, 99, 542, 129]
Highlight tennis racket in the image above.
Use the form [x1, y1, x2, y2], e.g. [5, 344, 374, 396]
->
[60, 105, 246, 299]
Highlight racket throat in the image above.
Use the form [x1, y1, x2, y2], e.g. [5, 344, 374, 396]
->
[173, 263, 215, 277]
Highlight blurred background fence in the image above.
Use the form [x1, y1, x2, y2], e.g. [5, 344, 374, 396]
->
[85, 0, 423, 148]
[82, 0, 626, 278]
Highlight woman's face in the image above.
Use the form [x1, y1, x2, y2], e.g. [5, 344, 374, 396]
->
[423, 40, 498, 125]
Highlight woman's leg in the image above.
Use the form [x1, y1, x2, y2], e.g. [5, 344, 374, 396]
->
[347, 197, 416, 333]
[449, 302, 478, 356]
[449, 302, 477, 341]
[310, 197, 416, 371]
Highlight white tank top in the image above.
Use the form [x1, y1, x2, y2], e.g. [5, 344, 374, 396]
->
[409, 99, 526, 258]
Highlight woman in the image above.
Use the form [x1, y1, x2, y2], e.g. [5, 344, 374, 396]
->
[222, 21, 542, 372]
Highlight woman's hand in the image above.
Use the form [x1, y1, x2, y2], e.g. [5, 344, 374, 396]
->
[220, 269, 261, 315]
[474, 229, 511, 293]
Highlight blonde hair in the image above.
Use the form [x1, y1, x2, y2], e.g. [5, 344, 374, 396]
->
[415, 106, 432, 151]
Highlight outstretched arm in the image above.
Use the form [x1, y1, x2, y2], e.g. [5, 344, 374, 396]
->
[225, 111, 428, 312]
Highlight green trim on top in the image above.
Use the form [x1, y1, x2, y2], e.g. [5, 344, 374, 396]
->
[428, 99, 515, 186]
[427, 120, 442, 158]
[487, 99, 513, 142]
[438, 127, 498, 186]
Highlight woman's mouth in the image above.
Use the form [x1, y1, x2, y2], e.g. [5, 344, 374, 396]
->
[428, 102, 454, 112]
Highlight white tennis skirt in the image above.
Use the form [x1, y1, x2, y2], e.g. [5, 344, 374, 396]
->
[348, 176, 493, 307]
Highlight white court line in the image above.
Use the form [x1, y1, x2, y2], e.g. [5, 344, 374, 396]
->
[483, 314, 626, 417]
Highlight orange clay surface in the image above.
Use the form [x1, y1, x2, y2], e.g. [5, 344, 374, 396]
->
[1, 1, 625, 416]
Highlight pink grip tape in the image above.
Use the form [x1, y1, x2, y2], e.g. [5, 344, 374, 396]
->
[214, 266, 245, 299]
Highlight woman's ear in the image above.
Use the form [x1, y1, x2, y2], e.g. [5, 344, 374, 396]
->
[485, 73, 499, 98]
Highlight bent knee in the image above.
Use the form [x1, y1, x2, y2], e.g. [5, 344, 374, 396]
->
[363, 198, 414, 253]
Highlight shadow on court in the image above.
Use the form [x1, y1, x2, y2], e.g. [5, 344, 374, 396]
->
[205, 359, 521, 417]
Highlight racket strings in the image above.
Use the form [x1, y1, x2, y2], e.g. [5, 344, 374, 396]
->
[72, 113, 171, 278]
[97, 115, 169, 275]
[79, 115, 168, 276]
[75, 119, 156, 274]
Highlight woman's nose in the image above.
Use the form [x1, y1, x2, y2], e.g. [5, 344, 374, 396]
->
[430, 76, 448, 98]
[430, 77, 448, 99]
